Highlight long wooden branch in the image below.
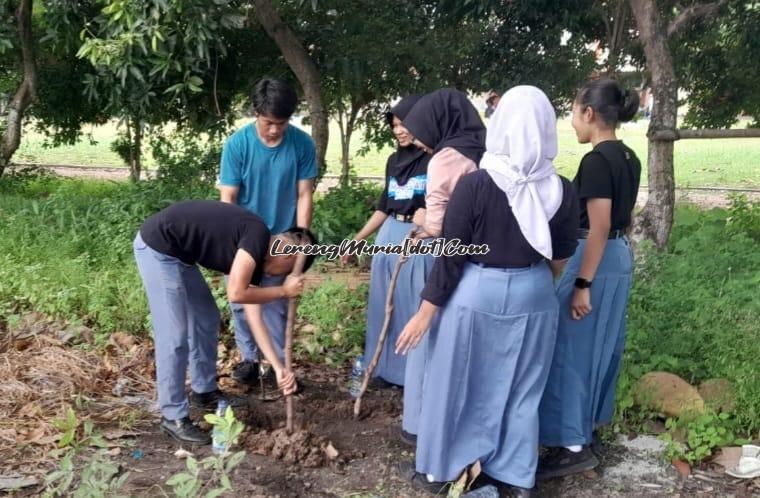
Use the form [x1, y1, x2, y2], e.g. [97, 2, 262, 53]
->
[284, 252, 308, 434]
[353, 227, 417, 419]
[650, 128, 760, 141]
[667, 0, 727, 38]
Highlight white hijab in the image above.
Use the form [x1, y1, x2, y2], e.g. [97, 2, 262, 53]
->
[479, 86, 563, 259]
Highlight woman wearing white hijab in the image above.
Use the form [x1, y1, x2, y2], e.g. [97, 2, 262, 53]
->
[395, 86, 579, 497]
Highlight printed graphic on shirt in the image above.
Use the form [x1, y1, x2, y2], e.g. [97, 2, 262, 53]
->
[388, 174, 427, 200]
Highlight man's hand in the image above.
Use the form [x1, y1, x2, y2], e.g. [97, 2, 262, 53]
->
[282, 275, 305, 298]
[570, 288, 592, 320]
[275, 367, 298, 395]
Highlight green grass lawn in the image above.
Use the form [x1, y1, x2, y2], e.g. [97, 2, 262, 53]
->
[13, 117, 760, 187]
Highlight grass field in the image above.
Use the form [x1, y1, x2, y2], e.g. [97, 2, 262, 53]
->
[13, 117, 760, 187]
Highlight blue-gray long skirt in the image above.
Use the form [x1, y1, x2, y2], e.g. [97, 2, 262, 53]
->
[415, 262, 559, 488]
[539, 237, 633, 447]
[364, 217, 434, 386]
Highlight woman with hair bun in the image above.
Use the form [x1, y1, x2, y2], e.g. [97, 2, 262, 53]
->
[537, 79, 642, 479]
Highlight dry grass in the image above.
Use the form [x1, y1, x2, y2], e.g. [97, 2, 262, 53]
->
[0, 313, 155, 476]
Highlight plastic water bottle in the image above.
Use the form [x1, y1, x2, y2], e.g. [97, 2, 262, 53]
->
[211, 399, 229, 455]
[349, 356, 365, 399]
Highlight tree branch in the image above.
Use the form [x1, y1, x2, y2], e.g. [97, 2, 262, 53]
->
[667, 0, 727, 38]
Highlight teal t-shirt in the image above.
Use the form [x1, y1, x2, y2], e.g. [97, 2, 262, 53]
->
[219, 123, 317, 234]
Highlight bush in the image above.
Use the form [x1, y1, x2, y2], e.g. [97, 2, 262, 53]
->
[150, 130, 224, 190]
[311, 180, 382, 245]
[615, 204, 760, 437]
[0, 175, 215, 341]
[296, 281, 368, 366]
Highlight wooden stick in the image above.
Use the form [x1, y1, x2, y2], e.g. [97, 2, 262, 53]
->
[285, 252, 308, 434]
[353, 227, 417, 418]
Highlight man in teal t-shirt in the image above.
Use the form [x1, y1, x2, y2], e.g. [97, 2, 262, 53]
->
[218, 77, 317, 386]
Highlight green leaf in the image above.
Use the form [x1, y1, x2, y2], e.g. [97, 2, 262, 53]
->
[204, 489, 227, 498]
[219, 473, 231, 489]
[166, 472, 192, 486]
[186, 456, 199, 475]
[129, 66, 144, 82]
[58, 430, 75, 448]
[225, 450, 246, 473]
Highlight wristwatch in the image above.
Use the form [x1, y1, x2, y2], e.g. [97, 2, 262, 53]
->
[574, 277, 593, 289]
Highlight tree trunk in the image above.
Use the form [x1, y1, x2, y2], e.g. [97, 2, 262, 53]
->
[629, 0, 677, 249]
[131, 119, 142, 182]
[251, 0, 328, 178]
[337, 102, 360, 186]
[0, 0, 37, 179]
[125, 116, 142, 182]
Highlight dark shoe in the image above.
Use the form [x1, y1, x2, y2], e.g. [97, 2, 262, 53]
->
[189, 389, 248, 411]
[399, 429, 417, 447]
[502, 484, 533, 498]
[536, 446, 599, 480]
[160, 417, 211, 445]
[471, 472, 532, 498]
[231, 359, 259, 385]
[397, 460, 449, 495]
[462, 484, 500, 498]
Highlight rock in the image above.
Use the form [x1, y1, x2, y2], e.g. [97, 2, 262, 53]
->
[698, 378, 734, 412]
[634, 372, 705, 417]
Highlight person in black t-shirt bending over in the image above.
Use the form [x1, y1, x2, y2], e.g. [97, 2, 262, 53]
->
[538, 79, 642, 479]
[133, 200, 317, 445]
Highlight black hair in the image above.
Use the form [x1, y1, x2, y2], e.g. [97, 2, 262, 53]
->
[251, 77, 298, 119]
[282, 226, 318, 273]
[576, 79, 640, 127]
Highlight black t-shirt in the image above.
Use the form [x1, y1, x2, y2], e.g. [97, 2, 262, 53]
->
[375, 151, 428, 216]
[421, 170, 580, 307]
[140, 200, 270, 285]
[574, 140, 641, 230]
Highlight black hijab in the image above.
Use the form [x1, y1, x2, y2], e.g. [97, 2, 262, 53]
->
[384, 95, 430, 186]
[402, 88, 486, 165]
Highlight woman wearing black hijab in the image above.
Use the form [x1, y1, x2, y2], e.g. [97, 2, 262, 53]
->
[401, 88, 487, 239]
[343, 95, 434, 390]
[390, 88, 486, 445]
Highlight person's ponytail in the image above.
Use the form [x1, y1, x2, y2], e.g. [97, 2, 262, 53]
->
[576, 79, 639, 127]
[618, 88, 640, 123]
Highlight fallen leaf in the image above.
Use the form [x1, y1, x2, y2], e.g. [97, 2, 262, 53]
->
[322, 442, 339, 460]
[103, 428, 139, 441]
[0, 429, 17, 442]
[110, 332, 136, 350]
[107, 447, 122, 456]
[672, 458, 691, 477]
[712, 446, 742, 473]
[174, 448, 194, 459]
[0, 475, 38, 491]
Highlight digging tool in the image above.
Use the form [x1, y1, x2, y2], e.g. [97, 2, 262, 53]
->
[353, 226, 417, 418]
[284, 251, 308, 434]
[257, 359, 281, 402]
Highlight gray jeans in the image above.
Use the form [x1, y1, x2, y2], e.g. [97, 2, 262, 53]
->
[133, 232, 219, 420]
